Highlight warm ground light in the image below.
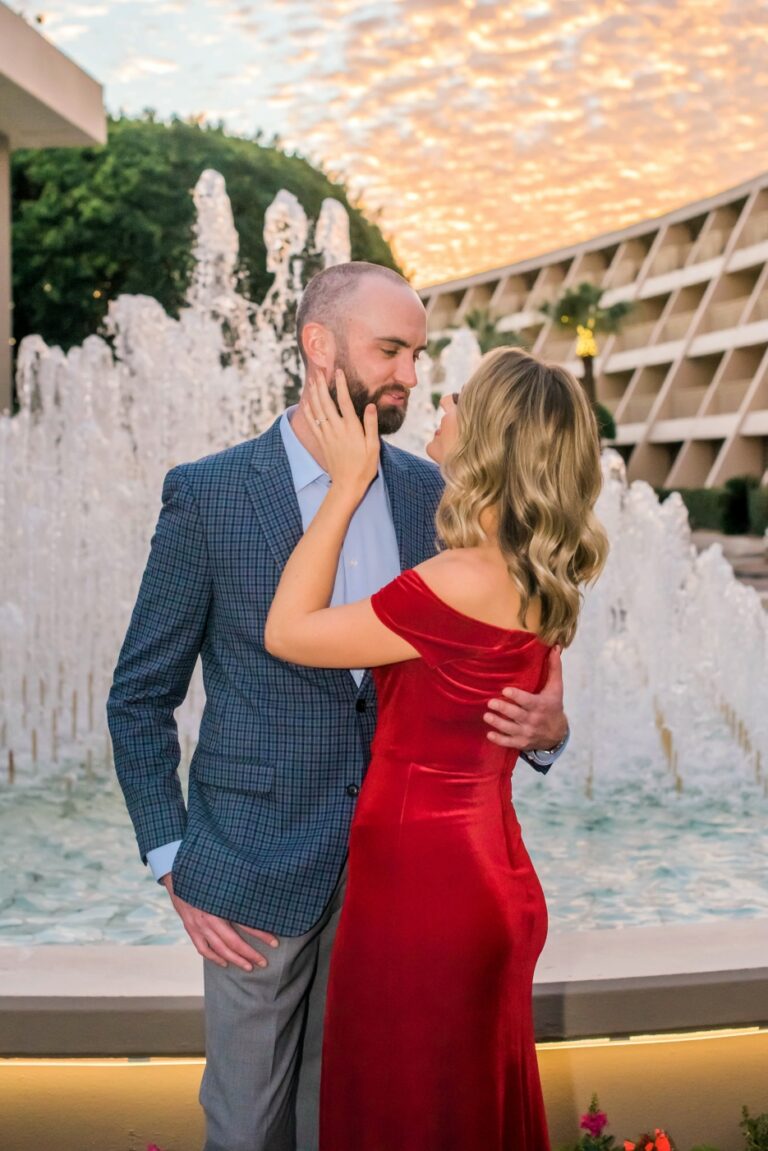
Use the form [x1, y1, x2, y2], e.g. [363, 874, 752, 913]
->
[2, 1030, 766, 1151]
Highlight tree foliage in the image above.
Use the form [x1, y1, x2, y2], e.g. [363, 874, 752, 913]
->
[463, 307, 524, 354]
[594, 401, 616, 442]
[540, 282, 631, 343]
[11, 114, 402, 352]
[540, 282, 631, 405]
[740, 1107, 768, 1151]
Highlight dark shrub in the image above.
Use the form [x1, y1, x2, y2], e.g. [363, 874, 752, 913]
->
[723, 475, 760, 534]
[748, 485, 768, 535]
[594, 401, 616, 442]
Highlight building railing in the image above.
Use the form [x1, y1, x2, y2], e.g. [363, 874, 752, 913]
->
[737, 212, 768, 249]
[658, 311, 696, 343]
[649, 242, 694, 276]
[699, 296, 751, 332]
[706, 378, 752, 414]
[693, 229, 728, 262]
[493, 292, 524, 316]
[667, 387, 708, 418]
[605, 259, 640, 288]
[749, 293, 768, 324]
[428, 303, 460, 328]
[613, 319, 661, 352]
[621, 393, 657, 422]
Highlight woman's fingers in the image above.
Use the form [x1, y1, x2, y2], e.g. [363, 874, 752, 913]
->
[334, 369, 356, 418]
[308, 375, 343, 432]
[363, 401, 379, 451]
[305, 372, 378, 475]
[316, 373, 343, 425]
[306, 377, 326, 429]
[306, 379, 337, 438]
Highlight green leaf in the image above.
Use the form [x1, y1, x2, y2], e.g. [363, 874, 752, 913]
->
[11, 114, 402, 352]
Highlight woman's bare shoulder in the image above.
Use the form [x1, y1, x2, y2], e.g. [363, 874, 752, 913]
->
[413, 550, 539, 633]
[414, 550, 511, 609]
[415, 548, 494, 583]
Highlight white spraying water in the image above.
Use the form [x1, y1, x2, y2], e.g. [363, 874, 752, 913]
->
[0, 171, 765, 799]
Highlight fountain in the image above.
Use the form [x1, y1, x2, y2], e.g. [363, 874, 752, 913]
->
[0, 172, 766, 950]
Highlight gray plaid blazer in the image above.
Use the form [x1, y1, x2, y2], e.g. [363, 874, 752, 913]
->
[108, 417, 444, 935]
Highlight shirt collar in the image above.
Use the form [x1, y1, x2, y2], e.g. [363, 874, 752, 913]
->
[279, 405, 384, 493]
[279, 407, 327, 492]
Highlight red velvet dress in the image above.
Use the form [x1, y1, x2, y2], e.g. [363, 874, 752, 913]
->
[320, 570, 552, 1151]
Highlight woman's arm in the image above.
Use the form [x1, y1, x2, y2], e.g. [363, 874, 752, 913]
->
[264, 372, 419, 668]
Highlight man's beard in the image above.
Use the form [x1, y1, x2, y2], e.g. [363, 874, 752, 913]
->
[330, 350, 409, 435]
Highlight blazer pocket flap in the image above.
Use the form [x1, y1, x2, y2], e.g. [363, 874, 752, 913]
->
[192, 754, 275, 795]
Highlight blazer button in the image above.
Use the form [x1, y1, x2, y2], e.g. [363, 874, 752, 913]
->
[346, 783, 360, 798]
[355, 699, 367, 713]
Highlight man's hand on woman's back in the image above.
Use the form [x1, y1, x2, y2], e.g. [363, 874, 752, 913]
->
[484, 647, 568, 751]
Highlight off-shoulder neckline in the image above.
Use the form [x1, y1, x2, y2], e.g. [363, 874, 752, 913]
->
[405, 569, 551, 649]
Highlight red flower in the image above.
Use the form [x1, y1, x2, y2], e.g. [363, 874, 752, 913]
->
[624, 1142, 637, 1150]
[654, 1131, 672, 1151]
[580, 1109, 609, 1137]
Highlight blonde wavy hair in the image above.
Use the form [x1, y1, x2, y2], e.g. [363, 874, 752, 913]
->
[435, 346, 609, 648]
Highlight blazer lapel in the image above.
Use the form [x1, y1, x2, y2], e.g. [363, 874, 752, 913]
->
[380, 442, 426, 573]
[244, 419, 304, 571]
[245, 418, 357, 700]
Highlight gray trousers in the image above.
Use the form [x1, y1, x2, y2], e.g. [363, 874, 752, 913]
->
[200, 867, 347, 1151]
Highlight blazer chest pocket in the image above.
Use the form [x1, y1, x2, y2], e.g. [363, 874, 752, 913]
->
[192, 753, 275, 796]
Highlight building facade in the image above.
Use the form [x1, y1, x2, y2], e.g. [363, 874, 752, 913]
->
[419, 172, 768, 489]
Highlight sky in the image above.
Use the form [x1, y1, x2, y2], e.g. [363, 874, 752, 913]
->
[15, 0, 768, 286]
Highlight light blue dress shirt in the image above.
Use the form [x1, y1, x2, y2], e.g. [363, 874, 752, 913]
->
[146, 408, 402, 881]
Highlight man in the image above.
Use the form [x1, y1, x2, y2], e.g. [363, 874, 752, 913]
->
[108, 262, 568, 1151]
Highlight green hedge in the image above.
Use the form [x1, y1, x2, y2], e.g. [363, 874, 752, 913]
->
[724, 475, 759, 534]
[748, 484, 768, 535]
[594, 401, 616, 442]
[657, 477, 767, 535]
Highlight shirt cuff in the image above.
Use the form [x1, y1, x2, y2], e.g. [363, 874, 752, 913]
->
[521, 729, 570, 771]
[146, 840, 182, 882]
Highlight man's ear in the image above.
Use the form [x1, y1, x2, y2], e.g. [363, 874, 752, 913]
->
[301, 322, 335, 377]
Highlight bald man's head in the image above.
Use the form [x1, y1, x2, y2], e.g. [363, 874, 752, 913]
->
[296, 262, 414, 366]
[296, 261, 427, 434]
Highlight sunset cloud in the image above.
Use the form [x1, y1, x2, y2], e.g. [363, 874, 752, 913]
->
[20, 0, 768, 285]
[270, 0, 768, 284]
[114, 54, 179, 81]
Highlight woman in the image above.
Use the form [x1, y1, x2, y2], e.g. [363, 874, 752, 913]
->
[265, 346, 608, 1151]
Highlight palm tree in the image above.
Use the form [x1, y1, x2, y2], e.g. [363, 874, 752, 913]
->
[463, 307, 525, 355]
[540, 283, 631, 405]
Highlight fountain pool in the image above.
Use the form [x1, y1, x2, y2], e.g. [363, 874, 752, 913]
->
[0, 171, 766, 964]
[0, 751, 765, 946]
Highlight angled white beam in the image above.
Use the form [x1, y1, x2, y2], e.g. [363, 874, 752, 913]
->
[0, 5, 106, 149]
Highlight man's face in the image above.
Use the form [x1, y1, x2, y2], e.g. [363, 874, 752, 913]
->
[330, 278, 428, 435]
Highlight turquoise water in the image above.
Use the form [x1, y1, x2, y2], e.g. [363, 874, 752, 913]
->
[515, 763, 767, 930]
[0, 761, 765, 945]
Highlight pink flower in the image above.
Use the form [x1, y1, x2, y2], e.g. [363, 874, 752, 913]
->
[147, 1144, 165, 1151]
[580, 1109, 609, 1137]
